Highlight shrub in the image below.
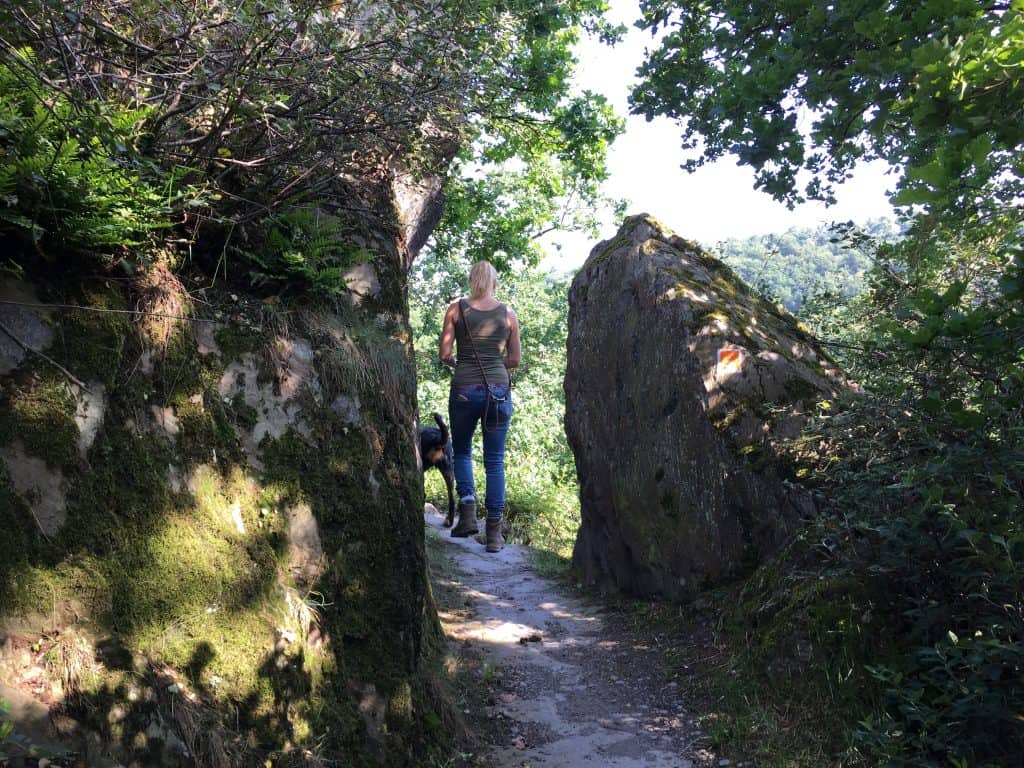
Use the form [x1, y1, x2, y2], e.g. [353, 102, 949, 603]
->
[728, 219, 1024, 766]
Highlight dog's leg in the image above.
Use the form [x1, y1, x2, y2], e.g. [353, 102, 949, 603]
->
[442, 467, 456, 527]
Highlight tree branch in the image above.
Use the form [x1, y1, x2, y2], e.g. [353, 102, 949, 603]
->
[0, 318, 90, 391]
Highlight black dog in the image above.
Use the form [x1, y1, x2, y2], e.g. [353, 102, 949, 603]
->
[419, 412, 455, 526]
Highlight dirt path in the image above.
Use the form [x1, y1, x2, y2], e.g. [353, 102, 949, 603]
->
[425, 508, 714, 768]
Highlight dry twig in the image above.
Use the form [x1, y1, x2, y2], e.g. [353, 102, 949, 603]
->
[0, 317, 90, 391]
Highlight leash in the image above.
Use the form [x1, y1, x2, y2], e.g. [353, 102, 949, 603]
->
[458, 299, 507, 433]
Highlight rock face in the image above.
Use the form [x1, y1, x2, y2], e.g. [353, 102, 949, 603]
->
[565, 214, 846, 600]
[0, 180, 445, 765]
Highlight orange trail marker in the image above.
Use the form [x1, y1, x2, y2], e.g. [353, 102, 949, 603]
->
[717, 348, 742, 371]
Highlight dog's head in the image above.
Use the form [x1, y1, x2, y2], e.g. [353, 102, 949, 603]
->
[419, 413, 452, 473]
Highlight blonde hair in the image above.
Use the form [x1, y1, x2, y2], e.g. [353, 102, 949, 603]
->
[468, 260, 498, 299]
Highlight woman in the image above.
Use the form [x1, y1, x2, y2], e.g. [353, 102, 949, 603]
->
[438, 260, 521, 552]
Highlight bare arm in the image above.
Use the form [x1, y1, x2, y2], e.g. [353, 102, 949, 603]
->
[505, 307, 521, 369]
[438, 301, 459, 367]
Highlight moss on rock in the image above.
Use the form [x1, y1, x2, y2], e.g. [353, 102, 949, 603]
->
[215, 321, 265, 361]
[53, 286, 133, 389]
[0, 463, 47, 608]
[0, 367, 79, 470]
[1, 261, 446, 766]
[171, 387, 245, 470]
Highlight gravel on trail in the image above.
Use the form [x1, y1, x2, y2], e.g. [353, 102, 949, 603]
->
[425, 507, 720, 768]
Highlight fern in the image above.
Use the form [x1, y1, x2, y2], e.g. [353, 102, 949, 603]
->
[231, 205, 372, 298]
[0, 49, 190, 265]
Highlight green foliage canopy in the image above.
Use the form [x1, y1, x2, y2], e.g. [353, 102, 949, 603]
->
[789, 215, 1024, 765]
[632, 0, 1024, 213]
[430, 2, 627, 270]
[0, 0, 624, 290]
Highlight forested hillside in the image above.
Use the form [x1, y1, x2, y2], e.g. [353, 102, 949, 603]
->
[714, 219, 900, 311]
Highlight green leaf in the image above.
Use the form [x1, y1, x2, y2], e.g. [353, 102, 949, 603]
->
[908, 161, 949, 188]
[967, 134, 992, 166]
[892, 186, 940, 206]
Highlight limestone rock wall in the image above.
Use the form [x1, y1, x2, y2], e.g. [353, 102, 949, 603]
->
[565, 214, 846, 601]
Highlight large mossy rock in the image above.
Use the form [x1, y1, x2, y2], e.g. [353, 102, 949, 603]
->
[0, 212, 445, 765]
[565, 214, 846, 600]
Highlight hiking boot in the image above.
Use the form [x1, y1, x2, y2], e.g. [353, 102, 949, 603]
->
[451, 497, 479, 537]
[485, 518, 504, 552]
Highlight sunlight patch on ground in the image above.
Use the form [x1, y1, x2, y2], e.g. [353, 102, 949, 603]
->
[537, 601, 598, 622]
[448, 619, 545, 645]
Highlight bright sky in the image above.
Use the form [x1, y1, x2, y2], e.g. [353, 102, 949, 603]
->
[541, 0, 896, 270]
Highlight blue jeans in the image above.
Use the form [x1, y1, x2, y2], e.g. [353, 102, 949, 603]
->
[448, 384, 513, 521]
